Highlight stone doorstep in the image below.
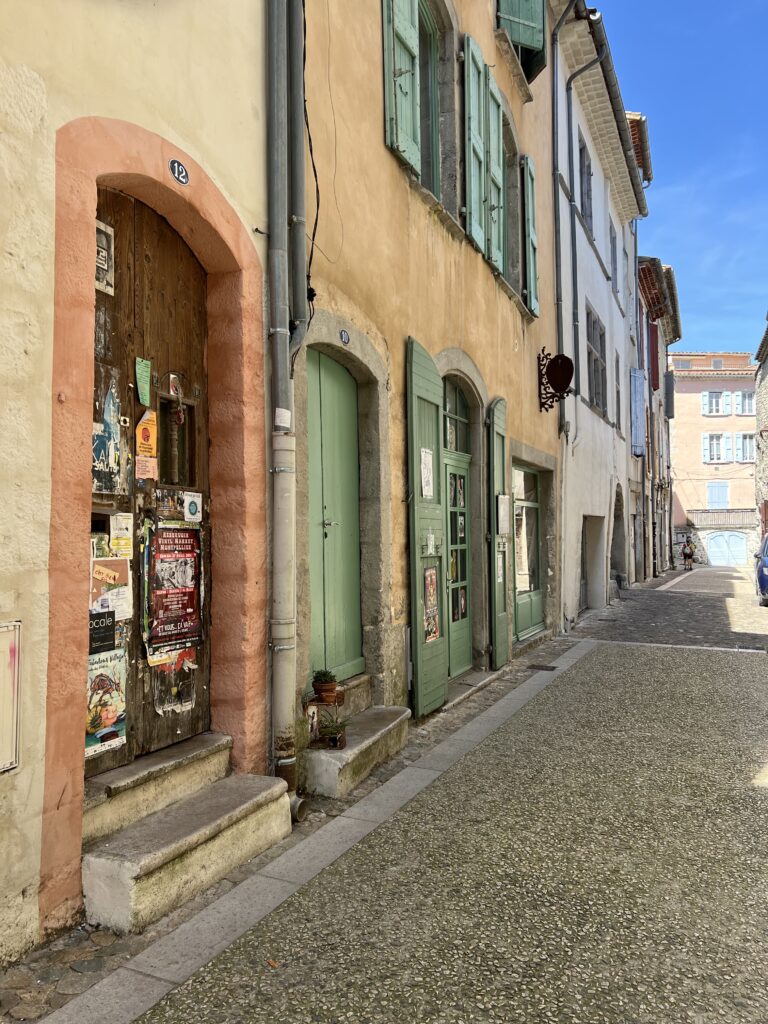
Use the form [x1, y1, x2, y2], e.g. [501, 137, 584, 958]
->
[336, 673, 373, 717]
[301, 706, 411, 799]
[82, 775, 291, 935]
[82, 733, 233, 846]
[511, 628, 553, 659]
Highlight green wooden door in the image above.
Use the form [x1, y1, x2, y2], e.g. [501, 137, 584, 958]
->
[488, 399, 509, 669]
[512, 466, 544, 640]
[407, 339, 448, 716]
[445, 455, 472, 677]
[307, 350, 364, 681]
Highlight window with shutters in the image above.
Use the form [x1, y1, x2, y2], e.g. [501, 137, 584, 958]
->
[502, 120, 522, 292]
[496, 0, 547, 84]
[740, 391, 755, 415]
[609, 221, 618, 294]
[579, 133, 593, 235]
[707, 392, 722, 415]
[705, 433, 728, 462]
[520, 155, 538, 315]
[586, 304, 607, 415]
[382, 0, 458, 212]
[707, 482, 729, 509]
[742, 433, 755, 462]
[615, 355, 621, 432]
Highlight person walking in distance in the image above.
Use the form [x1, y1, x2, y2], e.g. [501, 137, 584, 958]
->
[681, 535, 696, 571]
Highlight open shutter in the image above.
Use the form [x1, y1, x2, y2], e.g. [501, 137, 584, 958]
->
[734, 391, 743, 415]
[701, 434, 710, 463]
[383, 0, 421, 173]
[724, 433, 733, 462]
[488, 399, 509, 670]
[700, 391, 709, 415]
[497, 0, 544, 51]
[522, 155, 539, 315]
[485, 69, 505, 273]
[407, 338, 448, 717]
[464, 35, 486, 250]
[723, 391, 732, 415]
[735, 433, 744, 462]
[630, 368, 645, 456]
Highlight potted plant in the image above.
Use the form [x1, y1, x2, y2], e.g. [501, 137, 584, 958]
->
[318, 708, 350, 750]
[311, 668, 339, 705]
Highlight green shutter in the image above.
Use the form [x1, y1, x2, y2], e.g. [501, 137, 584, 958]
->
[464, 35, 486, 251]
[488, 398, 509, 669]
[522, 155, 539, 315]
[485, 69, 505, 273]
[382, 0, 421, 173]
[497, 0, 544, 52]
[407, 338, 448, 717]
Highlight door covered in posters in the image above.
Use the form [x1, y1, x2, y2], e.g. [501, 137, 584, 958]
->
[86, 188, 211, 777]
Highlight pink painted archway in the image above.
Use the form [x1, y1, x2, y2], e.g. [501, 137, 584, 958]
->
[41, 117, 268, 933]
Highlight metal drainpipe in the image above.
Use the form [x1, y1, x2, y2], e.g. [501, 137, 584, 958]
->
[288, 0, 309, 370]
[648, 328, 658, 577]
[268, 0, 301, 819]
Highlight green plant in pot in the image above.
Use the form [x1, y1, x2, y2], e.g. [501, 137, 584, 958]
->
[311, 668, 338, 705]
[318, 707, 350, 750]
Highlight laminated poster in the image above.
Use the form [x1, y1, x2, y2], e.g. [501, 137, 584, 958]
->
[85, 649, 127, 758]
[424, 566, 439, 643]
[420, 448, 433, 499]
[135, 357, 152, 407]
[110, 513, 134, 558]
[90, 558, 133, 621]
[149, 527, 202, 650]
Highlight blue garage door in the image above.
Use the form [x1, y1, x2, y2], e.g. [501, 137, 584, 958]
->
[707, 532, 748, 566]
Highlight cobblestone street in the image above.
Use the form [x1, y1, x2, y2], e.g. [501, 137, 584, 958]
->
[10, 566, 765, 1024]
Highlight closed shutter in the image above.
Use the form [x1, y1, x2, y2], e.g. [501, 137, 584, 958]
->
[664, 370, 675, 418]
[735, 432, 744, 462]
[486, 69, 505, 273]
[497, 0, 545, 50]
[734, 391, 743, 415]
[700, 391, 709, 415]
[701, 433, 710, 463]
[630, 368, 645, 457]
[407, 338, 448, 717]
[649, 323, 660, 391]
[723, 433, 733, 461]
[723, 391, 732, 415]
[464, 35, 486, 250]
[488, 398, 509, 670]
[383, 0, 421, 173]
[522, 155, 539, 315]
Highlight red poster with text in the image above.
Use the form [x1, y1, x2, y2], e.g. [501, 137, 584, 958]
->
[149, 527, 202, 649]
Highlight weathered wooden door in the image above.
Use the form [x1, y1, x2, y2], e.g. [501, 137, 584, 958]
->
[307, 350, 364, 681]
[87, 188, 210, 778]
[488, 398, 509, 669]
[407, 339, 448, 716]
[445, 455, 472, 677]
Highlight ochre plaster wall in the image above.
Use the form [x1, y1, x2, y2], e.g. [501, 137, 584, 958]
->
[301, 0, 559, 682]
[0, 1, 268, 960]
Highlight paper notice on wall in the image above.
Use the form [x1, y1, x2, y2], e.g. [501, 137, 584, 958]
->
[90, 558, 133, 621]
[135, 357, 152, 406]
[497, 494, 511, 536]
[274, 407, 291, 429]
[85, 648, 127, 758]
[136, 410, 158, 458]
[110, 513, 134, 558]
[95, 220, 115, 296]
[497, 551, 504, 584]
[135, 456, 158, 480]
[420, 448, 433, 499]
[183, 492, 203, 524]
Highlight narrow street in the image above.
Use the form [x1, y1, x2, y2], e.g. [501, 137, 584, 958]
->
[43, 566, 768, 1024]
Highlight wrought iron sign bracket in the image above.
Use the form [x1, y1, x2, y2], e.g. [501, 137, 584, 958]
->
[538, 347, 575, 413]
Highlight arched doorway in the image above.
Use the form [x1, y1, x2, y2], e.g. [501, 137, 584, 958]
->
[443, 376, 473, 677]
[610, 484, 627, 584]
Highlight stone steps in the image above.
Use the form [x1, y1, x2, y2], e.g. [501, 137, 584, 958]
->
[336, 672, 373, 717]
[83, 733, 232, 845]
[301, 705, 411, 798]
[82, 774, 291, 933]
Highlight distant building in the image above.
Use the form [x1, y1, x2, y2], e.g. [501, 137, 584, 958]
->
[753, 322, 768, 537]
[670, 352, 758, 565]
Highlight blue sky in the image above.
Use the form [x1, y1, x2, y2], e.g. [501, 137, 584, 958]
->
[601, 0, 767, 354]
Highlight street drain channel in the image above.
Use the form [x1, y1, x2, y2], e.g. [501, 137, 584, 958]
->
[526, 664, 557, 671]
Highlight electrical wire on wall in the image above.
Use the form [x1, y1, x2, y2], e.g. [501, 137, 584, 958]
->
[303, 0, 319, 330]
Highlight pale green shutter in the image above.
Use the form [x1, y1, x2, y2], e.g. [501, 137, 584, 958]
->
[407, 338, 448, 717]
[383, 0, 421, 174]
[522, 155, 539, 315]
[488, 398, 509, 669]
[498, 0, 544, 51]
[464, 35, 486, 250]
[485, 69, 505, 273]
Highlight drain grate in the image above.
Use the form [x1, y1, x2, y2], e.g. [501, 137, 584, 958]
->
[526, 664, 557, 671]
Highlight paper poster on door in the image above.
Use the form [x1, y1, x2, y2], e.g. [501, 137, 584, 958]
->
[85, 649, 127, 758]
[136, 410, 157, 458]
[95, 219, 115, 296]
[424, 566, 439, 643]
[420, 448, 434, 499]
[89, 610, 116, 654]
[183, 492, 203, 524]
[110, 513, 133, 558]
[92, 380, 121, 494]
[90, 558, 133, 621]
[135, 357, 152, 407]
[497, 551, 504, 584]
[148, 527, 202, 650]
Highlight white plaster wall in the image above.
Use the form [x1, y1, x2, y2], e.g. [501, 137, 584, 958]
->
[556, 60, 637, 624]
[0, 0, 267, 961]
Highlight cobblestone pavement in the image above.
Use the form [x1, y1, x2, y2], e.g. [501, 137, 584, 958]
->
[0, 636, 574, 1022]
[571, 565, 768, 650]
[136, 639, 768, 1024]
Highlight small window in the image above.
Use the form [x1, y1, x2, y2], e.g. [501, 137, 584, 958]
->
[743, 433, 756, 462]
[579, 133, 593, 234]
[707, 392, 722, 415]
[712, 358, 723, 370]
[586, 305, 607, 415]
[417, 6, 440, 198]
[674, 359, 692, 370]
[742, 392, 755, 415]
[609, 221, 618, 292]
[615, 355, 621, 431]
[502, 122, 521, 291]
[444, 379, 470, 454]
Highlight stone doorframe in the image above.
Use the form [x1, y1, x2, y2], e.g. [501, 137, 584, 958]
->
[434, 348, 490, 671]
[42, 117, 267, 935]
[294, 310, 404, 712]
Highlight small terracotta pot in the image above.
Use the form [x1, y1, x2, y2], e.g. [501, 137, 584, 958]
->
[312, 680, 338, 705]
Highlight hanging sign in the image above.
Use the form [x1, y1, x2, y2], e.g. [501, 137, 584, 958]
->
[135, 358, 152, 407]
[148, 527, 202, 650]
[85, 649, 127, 758]
[136, 410, 157, 458]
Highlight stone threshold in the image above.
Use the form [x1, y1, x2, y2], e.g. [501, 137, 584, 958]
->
[44, 638, 598, 1024]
